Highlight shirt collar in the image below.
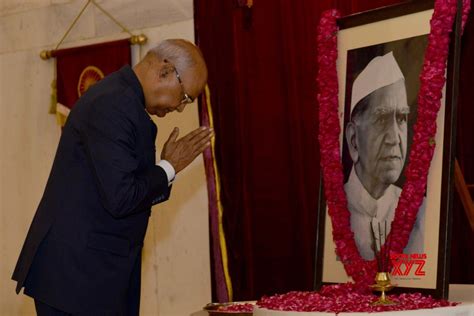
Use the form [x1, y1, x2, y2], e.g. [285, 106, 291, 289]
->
[345, 167, 398, 220]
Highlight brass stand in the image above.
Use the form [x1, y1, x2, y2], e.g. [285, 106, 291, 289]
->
[370, 272, 396, 305]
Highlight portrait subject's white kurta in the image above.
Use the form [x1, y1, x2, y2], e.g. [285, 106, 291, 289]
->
[344, 168, 425, 260]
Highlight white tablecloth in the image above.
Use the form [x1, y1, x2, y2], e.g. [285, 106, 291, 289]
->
[336, 304, 474, 316]
[192, 284, 474, 316]
[253, 304, 473, 316]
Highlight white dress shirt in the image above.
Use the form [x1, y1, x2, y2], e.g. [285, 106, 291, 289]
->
[158, 160, 175, 186]
[344, 168, 425, 260]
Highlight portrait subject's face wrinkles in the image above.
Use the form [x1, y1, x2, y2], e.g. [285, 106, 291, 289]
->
[354, 79, 409, 191]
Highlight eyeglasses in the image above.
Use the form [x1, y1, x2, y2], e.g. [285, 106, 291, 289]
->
[173, 67, 194, 105]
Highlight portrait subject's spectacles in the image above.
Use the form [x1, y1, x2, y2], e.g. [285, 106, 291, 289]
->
[173, 67, 194, 105]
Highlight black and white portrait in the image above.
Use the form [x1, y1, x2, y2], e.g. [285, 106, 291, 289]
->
[341, 35, 428, 260]
[319, 8, 453, 293]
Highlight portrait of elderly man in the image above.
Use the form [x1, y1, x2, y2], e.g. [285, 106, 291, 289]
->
[344, 51, 425, 260]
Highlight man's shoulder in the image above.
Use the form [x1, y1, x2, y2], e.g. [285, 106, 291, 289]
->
[76, 74, 141, 117]
[86, 71, 136, 103]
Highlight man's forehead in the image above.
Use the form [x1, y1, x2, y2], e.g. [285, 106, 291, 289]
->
[368, 81, 408, 113]
[372, 104, 410, 116]
[180, 67, 205, 96]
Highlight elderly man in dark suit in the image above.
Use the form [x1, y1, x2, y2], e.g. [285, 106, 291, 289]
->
[12, 39, 213, 316]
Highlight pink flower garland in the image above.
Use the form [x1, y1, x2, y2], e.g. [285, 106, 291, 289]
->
[317, 0, 471, 287]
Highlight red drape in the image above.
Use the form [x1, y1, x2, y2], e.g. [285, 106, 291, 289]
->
[194, 0, 474, 301]
[55, 39, 131, 110]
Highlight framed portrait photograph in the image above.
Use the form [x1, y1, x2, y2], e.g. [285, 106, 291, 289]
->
[314, 0, 460, 298]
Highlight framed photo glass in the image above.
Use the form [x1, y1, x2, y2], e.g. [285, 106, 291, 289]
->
[315, 0, 458, 298]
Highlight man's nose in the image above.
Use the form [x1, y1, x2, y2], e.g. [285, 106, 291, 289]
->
[384, 116, 401, 145]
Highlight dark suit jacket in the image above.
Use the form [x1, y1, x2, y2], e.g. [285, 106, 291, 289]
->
[12, 65, 170, 314]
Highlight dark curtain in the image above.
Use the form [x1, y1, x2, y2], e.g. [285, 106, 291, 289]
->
[194, 0, 474, 301]
[451, 10, 474, 284]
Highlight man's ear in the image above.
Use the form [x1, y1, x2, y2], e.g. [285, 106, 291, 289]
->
[346, 121, 359, 164]
[158, 60, 175, 79]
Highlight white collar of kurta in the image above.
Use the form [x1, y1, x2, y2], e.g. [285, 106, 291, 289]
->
[345, 167, 399, 221]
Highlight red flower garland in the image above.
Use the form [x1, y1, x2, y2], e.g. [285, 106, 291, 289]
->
[317, 0, 471, 287]
[257, 283, 457, 312]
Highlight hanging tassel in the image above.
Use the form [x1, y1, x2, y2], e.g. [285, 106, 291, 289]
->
[49, 58, 58, 115]
[55, 103, 71, 127]
[49, 79, 57, 114]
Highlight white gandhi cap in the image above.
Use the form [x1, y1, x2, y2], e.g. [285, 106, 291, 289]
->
[350, 51, 405, 113]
